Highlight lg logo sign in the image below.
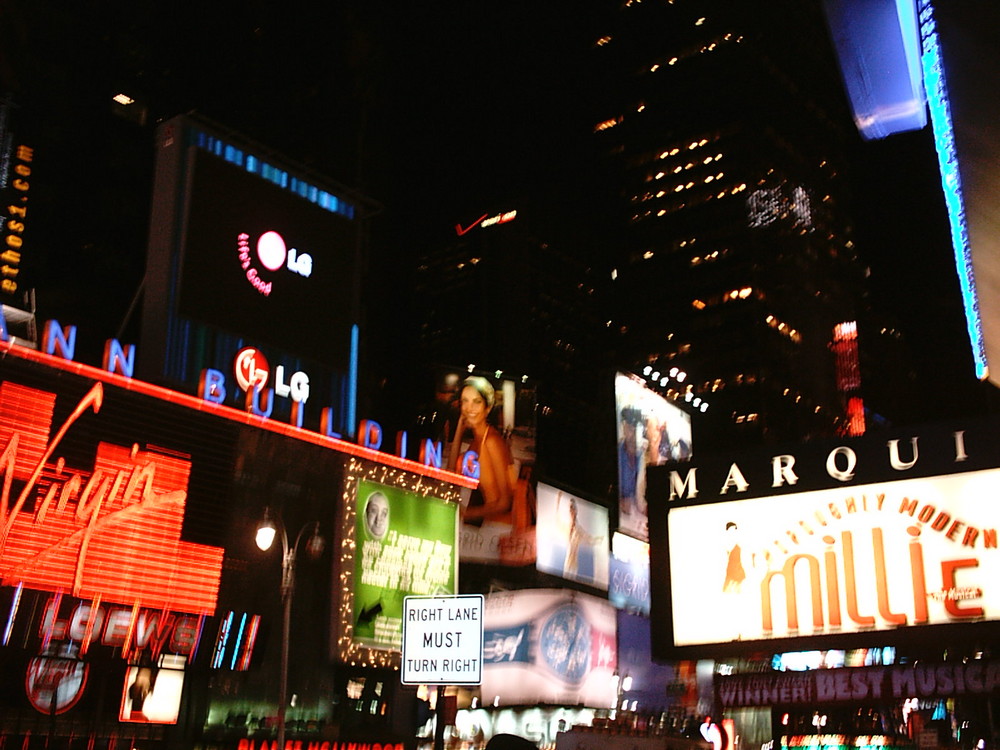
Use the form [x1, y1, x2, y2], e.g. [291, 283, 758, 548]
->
[236, 230, 313, 296]
[256, 230, 312, 276]
[234, 347, 310, 403]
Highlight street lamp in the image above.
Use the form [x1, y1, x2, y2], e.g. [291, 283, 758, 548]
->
[255, 507, 324, 750]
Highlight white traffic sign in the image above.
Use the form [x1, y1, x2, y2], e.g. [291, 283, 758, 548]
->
[401, 594, 484, 685]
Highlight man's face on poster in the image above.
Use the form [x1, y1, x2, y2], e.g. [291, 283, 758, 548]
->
[364, 492, 390, 540]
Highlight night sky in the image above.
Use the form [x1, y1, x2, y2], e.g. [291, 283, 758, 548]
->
[1, 0, 995, 421]
[2, 1, 600, 338]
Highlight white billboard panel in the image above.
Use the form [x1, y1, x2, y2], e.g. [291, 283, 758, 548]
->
[615, 372, 692, 540]
[480, 589, 617, 708]
[667, 468, 1000, 646]
[535, 483, 609, 589]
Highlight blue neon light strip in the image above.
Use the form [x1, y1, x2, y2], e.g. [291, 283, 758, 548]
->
[2, 582, 22, 646]
[348, 324, 359, 439]
[230, 612, 247, 670]
[919, 0, 988, 379]
[211, 611, 233, 669]
[193, 131, 356, 220]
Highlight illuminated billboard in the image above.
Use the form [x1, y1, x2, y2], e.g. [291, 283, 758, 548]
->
[716, 658, 1000, 708]
[480, 589, 616, 707]
[0, 382, 225, 614]
[338, 468, 460, 664]
[140, 116, 375, 433]
[647, 415, 1000, 659]
[823, 0, 926, 141]
[664, 469, 1000, 646]
[176, 149, 356, 368]
[0, 99, 33, 302]
[614, 372, 691, 540]
[535, 483, 609, 589]
[609, 532, 650, 614]
[430, 367, 537, 566]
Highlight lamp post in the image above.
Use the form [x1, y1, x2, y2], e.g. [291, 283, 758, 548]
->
[256, 508, 324, 750]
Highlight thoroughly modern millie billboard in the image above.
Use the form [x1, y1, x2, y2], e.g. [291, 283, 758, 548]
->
[647, 422, 1000, 657]
[666, 471, 1000, 646]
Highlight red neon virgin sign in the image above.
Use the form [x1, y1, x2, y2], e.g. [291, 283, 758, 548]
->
[0, 380, 224, 614]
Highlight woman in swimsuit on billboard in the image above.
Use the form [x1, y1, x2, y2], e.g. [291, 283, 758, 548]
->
[449, 376, 515, 525]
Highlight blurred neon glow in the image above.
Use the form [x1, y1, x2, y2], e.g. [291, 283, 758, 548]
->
[824, 0, 927, 139]
[918, 0, 988, 379]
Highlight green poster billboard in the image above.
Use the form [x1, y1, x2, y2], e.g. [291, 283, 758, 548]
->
[353, 479, 459, 651]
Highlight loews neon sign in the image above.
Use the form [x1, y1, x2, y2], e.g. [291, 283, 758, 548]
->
[39, 596, 202, 657]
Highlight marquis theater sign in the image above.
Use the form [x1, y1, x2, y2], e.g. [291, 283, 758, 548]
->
[646, 422, 1000, 657]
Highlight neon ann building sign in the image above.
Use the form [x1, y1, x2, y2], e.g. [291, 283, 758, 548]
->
[0, 317, 479, 488]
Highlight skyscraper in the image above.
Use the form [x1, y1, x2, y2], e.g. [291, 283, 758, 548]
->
[410, 202, 611, 487]
[592, 0, 871, 448]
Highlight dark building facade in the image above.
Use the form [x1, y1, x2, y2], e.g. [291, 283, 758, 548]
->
[410, 204, 612, 493]
[591, 0, 872, 449]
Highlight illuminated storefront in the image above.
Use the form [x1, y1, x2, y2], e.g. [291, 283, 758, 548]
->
[0, 339, 473, 749]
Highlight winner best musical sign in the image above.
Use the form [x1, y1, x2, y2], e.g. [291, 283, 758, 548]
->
[401, 595, 483, 685]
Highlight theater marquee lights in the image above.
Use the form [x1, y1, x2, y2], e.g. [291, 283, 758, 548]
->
[648, 423, 1000, 657]
[665, 471, 1000, 647]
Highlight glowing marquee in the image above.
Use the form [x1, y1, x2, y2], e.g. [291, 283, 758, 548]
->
[665, 469, 1000, 647]
[0, 380, 225, 614]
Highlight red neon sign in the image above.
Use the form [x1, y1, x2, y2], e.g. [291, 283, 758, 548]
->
[0, 381, 224, 614]
[454, 214, 488, 236]
[453, 210, 517, 237]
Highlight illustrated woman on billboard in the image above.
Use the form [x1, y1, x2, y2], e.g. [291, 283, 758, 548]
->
[449, 376, 515, 526]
